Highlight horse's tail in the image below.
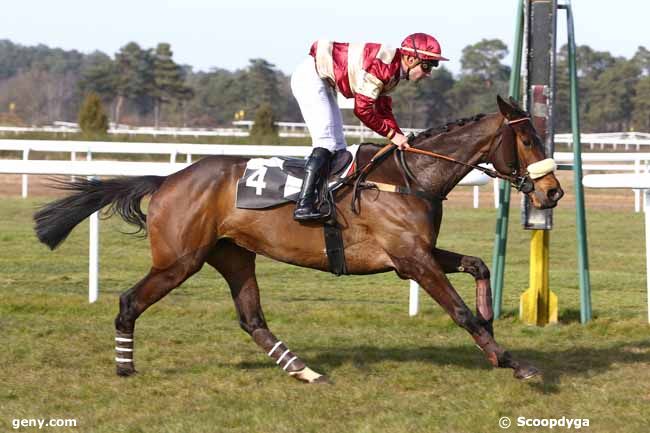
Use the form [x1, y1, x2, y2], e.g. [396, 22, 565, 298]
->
[34, 175, 167, 250]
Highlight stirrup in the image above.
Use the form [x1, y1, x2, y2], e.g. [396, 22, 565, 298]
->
[294, 206, 329, 222]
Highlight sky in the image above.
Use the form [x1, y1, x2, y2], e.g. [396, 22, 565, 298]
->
[2, 0, 646, 76]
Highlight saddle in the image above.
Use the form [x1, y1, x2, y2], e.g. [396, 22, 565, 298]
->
[235, 148, 356, 210]
[280, 149, 353, 180]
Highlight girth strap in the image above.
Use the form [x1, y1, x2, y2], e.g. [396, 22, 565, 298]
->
[323, 220, 347, 276]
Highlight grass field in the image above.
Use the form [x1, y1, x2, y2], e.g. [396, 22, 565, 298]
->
[1, 196, 649, 433]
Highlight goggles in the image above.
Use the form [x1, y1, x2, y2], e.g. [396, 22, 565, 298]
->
[420, 60, 439, 73]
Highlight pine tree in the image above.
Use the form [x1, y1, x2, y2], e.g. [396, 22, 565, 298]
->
[152, 43, 193, 128]
[78, 92, 109, 137]
[246, 59, 281, 106]
[79, 52, 118, 105]
[114, 42, 155, 124]
[250, 103, 278, 144]
[632, 76, 650, 131]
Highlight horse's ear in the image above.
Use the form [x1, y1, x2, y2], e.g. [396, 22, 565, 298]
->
[497, 94, 515, 120]
[508, 96, 521, 109]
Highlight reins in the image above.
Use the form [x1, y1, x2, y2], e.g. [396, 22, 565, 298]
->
[334, 116, 536, 213]
[403, 117, 531, 185]
[402, 117, 530, 192]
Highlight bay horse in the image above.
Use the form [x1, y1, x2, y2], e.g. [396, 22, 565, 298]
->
[34, 96, 563, 383]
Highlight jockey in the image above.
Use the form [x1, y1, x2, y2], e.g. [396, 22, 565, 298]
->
[291, 33, 448, 221]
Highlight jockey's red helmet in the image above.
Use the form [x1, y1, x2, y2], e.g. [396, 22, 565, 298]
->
[400, 33, 448, 61]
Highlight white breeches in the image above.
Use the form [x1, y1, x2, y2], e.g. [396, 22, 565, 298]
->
[290, 57, 347, 152]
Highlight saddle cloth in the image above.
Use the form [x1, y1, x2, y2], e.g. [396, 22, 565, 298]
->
[236, 145, 359, 209]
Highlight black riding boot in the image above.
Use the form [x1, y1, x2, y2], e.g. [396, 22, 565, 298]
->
[293, 147, 332, 221]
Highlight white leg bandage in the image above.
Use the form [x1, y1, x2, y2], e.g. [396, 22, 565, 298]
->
[267, 341, 283, 356]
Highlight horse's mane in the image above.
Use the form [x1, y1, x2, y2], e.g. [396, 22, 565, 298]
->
[416, 113, 488, 140]
[361, 113, 492, 150]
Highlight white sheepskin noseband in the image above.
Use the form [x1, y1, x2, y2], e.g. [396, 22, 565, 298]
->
[527, 158, 556, 179]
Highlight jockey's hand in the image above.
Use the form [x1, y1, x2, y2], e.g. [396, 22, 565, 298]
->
[391, 133, 411, 150]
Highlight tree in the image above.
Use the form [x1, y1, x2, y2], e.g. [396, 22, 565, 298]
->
[390, 66, 455, 129]
[0, 39, 28, 79]
[79, 51, 118, 120]
[78, 92, 109, 137]
[632, 46, 650, 76]
[573, 45, 617, 80]
[114, 42, 154, 124]
[460, 39, 510, 87]
[250, 103, 278, 144]
[450, 39, 510, 118]
[391, 81, 419, 128]
[184, 68, 246, 126]
[632, 76, 650, 131]
[152, 43, 193, 128]
[584, 60, 640, 132]
[414, 67, 456, 127]
[79, 52, 117, 99]
[553, 48, 572, 133]
[246, 59, 281, 112]
[0, 68, 79, 125]
[0, 70, 49, 124]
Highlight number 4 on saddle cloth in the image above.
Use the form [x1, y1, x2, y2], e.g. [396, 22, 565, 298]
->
[236, 145, 357, 210]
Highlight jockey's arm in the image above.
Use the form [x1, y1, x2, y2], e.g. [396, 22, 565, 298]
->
[354, 94, 410, 149]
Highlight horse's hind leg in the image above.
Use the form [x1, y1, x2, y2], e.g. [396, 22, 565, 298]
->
[206, 239, 328, 384]
[114, 247, 210, 376]
[433, 248, 494, 336]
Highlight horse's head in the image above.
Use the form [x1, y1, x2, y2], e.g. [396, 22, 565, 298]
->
[492, 95, 564, 209]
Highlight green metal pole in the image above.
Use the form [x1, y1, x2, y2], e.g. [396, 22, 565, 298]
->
[492, 0, 525, 318]
[563, 1, 592, 323]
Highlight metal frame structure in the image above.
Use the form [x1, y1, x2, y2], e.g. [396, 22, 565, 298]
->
[491, 0, 592, 324]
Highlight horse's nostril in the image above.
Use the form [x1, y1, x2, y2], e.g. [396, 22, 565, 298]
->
[547, 188, 564, 202]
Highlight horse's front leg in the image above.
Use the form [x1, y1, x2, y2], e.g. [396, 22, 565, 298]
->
[392, 247, 539, 380]
[432, 248, 494, 337]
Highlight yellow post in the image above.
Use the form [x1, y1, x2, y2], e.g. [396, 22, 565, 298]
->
[520, 230, 558, 325]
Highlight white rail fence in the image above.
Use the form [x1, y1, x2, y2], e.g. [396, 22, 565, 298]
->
[4, 140, 650, 210]
[554, 152, 650, 212]
[555, 132, 650, 151]
[583, 173, 650, 323]
[0, 160, 191, 303]
[2, 123, 648, 148]
[0, 139, 489, 208]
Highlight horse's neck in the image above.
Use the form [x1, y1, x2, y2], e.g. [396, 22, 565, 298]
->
[411, 114, 502, 196]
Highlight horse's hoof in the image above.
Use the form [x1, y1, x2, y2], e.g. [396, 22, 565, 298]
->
[289, 367, 330, 384]
[116, 366, 137, 377]
[310, 375, 332, 385]
[513, 364, 540, 380]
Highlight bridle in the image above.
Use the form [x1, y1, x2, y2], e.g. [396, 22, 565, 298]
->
[400, 116, 547, 194]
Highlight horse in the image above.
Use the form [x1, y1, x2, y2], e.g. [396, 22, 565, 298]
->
[33, 95, 563, 384]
